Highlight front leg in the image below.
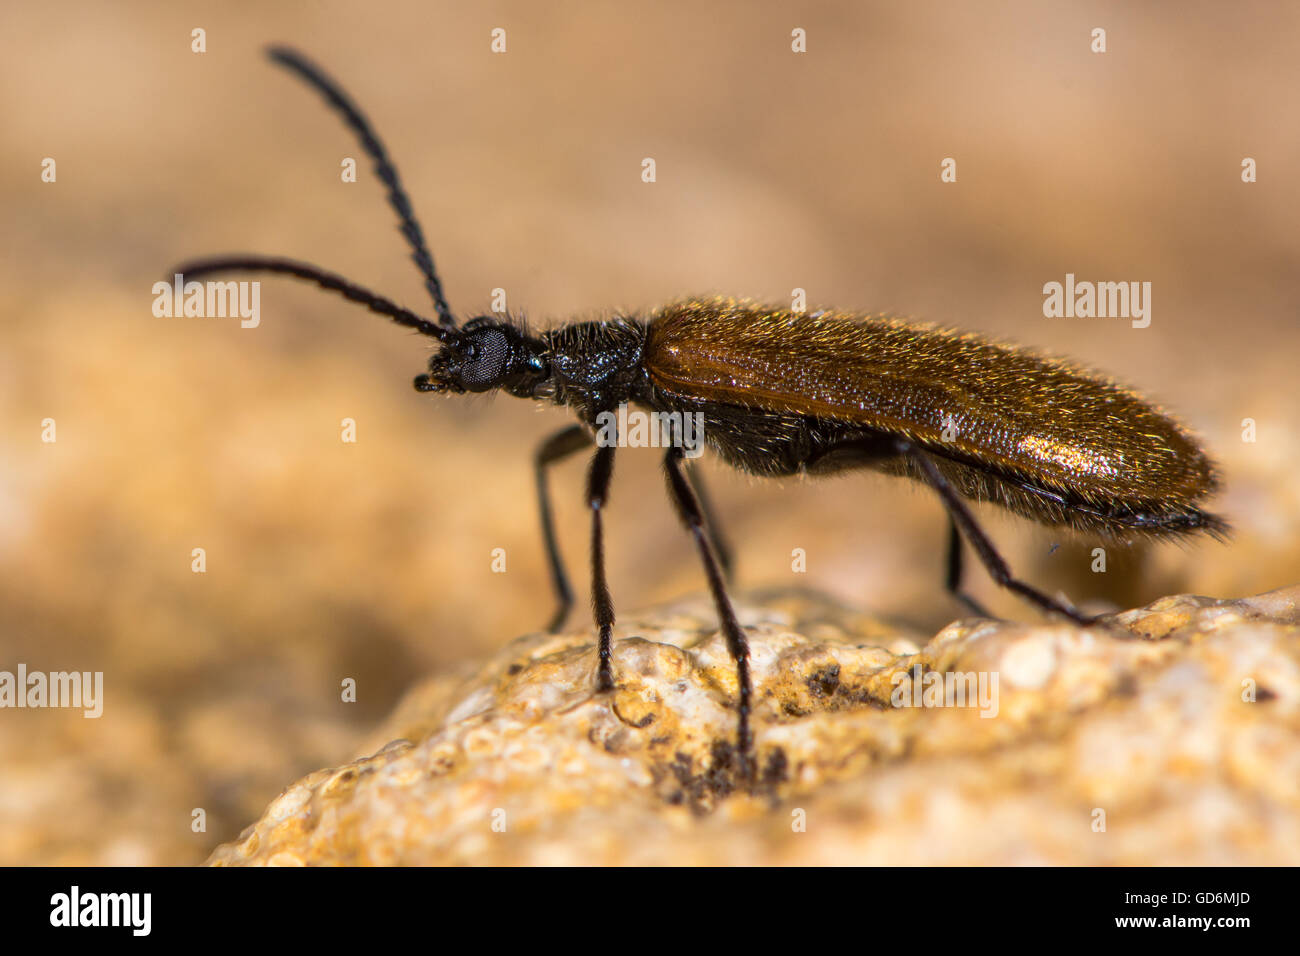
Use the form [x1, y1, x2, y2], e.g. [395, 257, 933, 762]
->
[586, 443, 618, 692]
[534, 424, 592, 632]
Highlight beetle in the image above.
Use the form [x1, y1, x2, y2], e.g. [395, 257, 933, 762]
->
[177, 47, 1227, 781]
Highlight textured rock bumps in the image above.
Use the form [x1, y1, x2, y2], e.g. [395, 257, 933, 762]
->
[209, 586, 1300, 865]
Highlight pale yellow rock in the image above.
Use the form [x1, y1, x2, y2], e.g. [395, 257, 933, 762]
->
[208, 586, 1300, 865]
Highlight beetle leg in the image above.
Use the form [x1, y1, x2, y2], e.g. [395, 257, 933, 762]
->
[534, 424, 592, 632]
[663, 445, 755, 783]
[586, 444, 618, 692]
[686, 463, 734, 584]
[808, 436, 1000, 619]
[903, 443, 1092, 626]
[944, 516, 997, 619]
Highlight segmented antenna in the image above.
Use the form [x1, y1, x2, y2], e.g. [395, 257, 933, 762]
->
[266, 45, 456, 328]
[172, 256, 453, 341]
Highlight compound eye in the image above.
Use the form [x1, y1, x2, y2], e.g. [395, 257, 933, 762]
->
[460, 328, 509, 389]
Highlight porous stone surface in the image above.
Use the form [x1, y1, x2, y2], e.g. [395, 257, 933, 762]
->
[208, 586, 1300, 866]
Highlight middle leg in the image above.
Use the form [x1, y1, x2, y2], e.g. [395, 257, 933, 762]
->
[663, 445, 754, 781]
[685, 463, 734, 584]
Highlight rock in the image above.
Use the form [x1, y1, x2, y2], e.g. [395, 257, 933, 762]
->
[207, 586, 1300, 866]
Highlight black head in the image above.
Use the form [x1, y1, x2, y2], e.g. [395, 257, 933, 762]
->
[415, 319, 549, 397]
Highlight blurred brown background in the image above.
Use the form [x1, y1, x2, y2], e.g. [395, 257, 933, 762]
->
[2, 0, 1298, 864]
